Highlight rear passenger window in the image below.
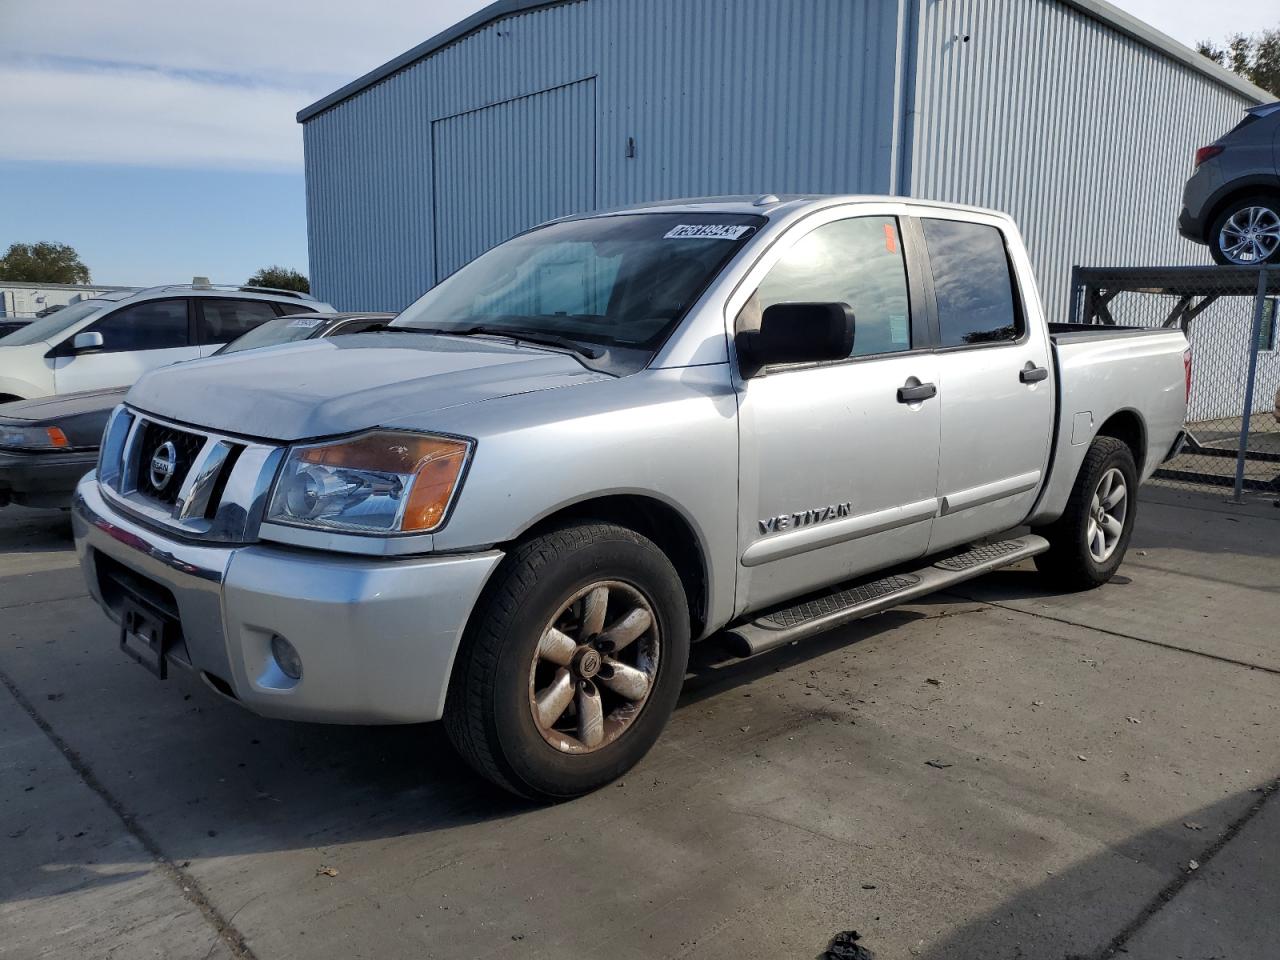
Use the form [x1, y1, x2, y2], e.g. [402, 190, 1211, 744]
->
[87, 299, 190, 352]
[275, 303, 315, 316]
[745, 217, 912, 357]
[922, 219, 1021, 347]
[198, 299, 280, 344]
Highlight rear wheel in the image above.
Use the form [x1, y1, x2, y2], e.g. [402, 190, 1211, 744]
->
[1208, 194, 1280, 265]
[444, 522, 689, 800]
[1034, 436, 1137, 590]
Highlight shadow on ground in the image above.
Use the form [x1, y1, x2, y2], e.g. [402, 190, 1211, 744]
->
[915, 781, 1279, 960]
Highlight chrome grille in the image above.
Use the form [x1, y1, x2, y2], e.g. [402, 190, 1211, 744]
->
[134, 421, 206, 505]
[95, 405, 283, 543]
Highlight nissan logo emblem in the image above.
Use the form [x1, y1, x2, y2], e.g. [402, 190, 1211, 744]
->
[149, 441, 178, 490]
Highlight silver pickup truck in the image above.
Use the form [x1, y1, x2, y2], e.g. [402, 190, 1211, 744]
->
[73, 196, 1189, 799]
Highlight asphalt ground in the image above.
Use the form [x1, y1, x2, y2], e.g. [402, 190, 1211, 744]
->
[1, 484, 1276, 960]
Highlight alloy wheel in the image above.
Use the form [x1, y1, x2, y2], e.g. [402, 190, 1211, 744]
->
[1087, 467, 1128, 563]
[1218, 205, 1280, 264]
[528, 580, 659, 754]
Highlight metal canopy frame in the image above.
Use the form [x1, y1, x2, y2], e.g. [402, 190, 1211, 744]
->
[1071, 265, 1274, 333]
[1069, 265, 1279, 500]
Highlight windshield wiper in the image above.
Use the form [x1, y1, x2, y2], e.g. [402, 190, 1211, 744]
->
[425, 324, 603, 360]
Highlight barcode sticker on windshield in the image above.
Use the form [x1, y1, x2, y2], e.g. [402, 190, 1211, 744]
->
[664, 224, 754, 241]
[287, 318, 324, 328]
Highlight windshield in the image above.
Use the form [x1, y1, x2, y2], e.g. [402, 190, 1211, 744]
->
[216, 315, 329, 355]
[393, 213, 765, 353]
[0, 299, 109, 346]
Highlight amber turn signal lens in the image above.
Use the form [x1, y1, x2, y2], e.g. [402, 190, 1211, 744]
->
[46, 427, 70, 448]
[297, 431, 470, 532]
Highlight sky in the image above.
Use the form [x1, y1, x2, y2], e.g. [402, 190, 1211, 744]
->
[0, 0, 1275, 287]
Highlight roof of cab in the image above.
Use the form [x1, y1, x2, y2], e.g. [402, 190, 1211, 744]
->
[566, 193, 1014, 222]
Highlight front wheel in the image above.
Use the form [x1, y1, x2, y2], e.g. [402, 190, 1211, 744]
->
[444, 521, 690, 801]
[1034, 436, 1137, 590]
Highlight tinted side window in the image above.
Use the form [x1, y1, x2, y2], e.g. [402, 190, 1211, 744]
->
[276, 303, 315, 316]
[198, 298, 280, 344]
[87, 299, 190, 352]
[922, 219, 1021, 347]
[746, 217, 912, 357]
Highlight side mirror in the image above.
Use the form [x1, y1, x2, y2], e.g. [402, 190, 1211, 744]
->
[72, 331, 104, 353]
[737, 302, 855, 378]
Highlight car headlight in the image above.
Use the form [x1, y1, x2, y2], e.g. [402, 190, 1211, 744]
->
[0, 424, 71, 451]
[266, 431, 471, 534]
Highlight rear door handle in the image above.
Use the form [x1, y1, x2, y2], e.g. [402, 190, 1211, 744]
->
[1020, 365, 1049, 384]
[897, 382, 938, 403]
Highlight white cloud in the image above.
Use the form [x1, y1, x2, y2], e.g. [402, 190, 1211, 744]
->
[1109, 0, 1277, 50]
[0, 0, 486, 84]
[0, 63, 308, 169]
[0, 0, 489, 171]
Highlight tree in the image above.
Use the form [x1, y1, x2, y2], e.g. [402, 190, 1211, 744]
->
[1198, 26, 1280, 97]
[246, 265, 309, 293]
[0, 241, 91, 284]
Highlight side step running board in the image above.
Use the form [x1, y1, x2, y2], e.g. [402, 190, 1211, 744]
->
[724, 534, 1049, 657]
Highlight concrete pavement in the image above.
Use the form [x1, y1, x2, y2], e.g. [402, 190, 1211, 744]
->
[0, 485, 1276, 959]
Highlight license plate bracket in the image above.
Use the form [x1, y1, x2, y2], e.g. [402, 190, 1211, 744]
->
[119, 599, 177, 680]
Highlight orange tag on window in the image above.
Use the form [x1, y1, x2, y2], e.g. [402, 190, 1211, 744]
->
[883, 223, 897, 254]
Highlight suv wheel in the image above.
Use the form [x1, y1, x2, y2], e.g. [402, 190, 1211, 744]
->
[1209, 194, 1280, 265]
[1033, 436, 1138, 590]
[444, 521, 690, 800]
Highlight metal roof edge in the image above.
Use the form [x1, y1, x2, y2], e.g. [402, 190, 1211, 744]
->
[296, 0, 1271, 124]
[296, 0, 572, 123]
[1058, 0, 1270, 104]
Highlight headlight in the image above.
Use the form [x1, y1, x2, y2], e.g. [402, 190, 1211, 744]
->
[266, 431, 471, 534]
[0, 424, 71, 451]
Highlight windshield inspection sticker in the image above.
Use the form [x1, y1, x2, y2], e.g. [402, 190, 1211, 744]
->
[287, 318, 324, 328]
[664, 224, 754, 241]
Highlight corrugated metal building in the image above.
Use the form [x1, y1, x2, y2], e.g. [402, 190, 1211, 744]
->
[297, 0, 1270, 317]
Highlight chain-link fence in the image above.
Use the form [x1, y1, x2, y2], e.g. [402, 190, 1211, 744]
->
[1069, 265, 1280, 499]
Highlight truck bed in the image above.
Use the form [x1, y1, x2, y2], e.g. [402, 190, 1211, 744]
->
[1027, 324, 1188, 525]
[1046, 322, 1177, 343]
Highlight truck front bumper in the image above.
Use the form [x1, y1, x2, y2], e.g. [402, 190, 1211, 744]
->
[72, 474, 503, 724]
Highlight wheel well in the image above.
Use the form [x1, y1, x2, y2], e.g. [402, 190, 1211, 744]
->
[518, 495, 709, 638]
[1204, 183, 1280, 239]
[1096, 410, 1146, 474]
[0, 395, 22, 405]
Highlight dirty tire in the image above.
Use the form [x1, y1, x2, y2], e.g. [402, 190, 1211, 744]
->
[1034, 436, 1137, 591]
[443, 521, 690, 801]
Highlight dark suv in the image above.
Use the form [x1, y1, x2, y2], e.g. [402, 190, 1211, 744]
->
[1179, 101, 1280, 265]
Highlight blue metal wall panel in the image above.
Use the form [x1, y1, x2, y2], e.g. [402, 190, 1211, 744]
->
[906, 0, 1257, 319]
[302, 0, 900, 310]
[432, 78, 597, 278]
[304, 0, 1260, 315]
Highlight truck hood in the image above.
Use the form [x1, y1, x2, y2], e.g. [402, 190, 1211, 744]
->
[124, 332, 611, 441]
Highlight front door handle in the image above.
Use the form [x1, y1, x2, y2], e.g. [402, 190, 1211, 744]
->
[897, 381, 938, 403]
[1020, 365, 1049, 384]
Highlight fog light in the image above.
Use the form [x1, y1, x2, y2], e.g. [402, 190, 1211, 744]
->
[270, 635, 302, 680]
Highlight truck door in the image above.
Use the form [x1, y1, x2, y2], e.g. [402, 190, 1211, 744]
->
[919, 215, 1054, 552]
[731, 207, 941, 615]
